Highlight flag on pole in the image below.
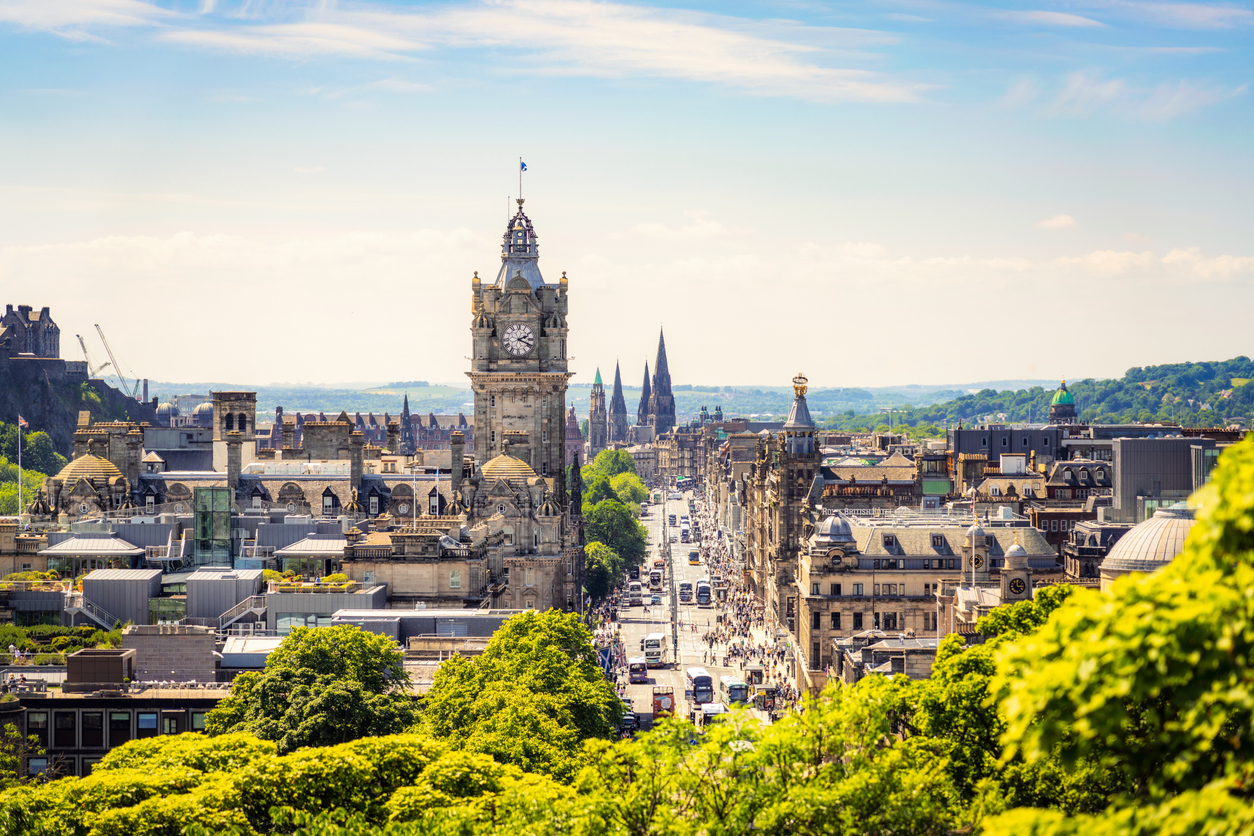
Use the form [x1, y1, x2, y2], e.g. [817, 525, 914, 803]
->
[520, 160, 527, 171]
[17, 415, 28, 429]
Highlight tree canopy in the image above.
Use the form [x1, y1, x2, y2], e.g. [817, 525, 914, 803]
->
[205, 625, 416, 754]
[583, 499, 648, 569]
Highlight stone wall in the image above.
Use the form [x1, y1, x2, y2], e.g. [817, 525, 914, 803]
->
[122, 624, 218, 682]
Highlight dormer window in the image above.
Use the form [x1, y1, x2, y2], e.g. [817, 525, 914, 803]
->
[882, 534, 896, 549]
[931, 534, 943, 549]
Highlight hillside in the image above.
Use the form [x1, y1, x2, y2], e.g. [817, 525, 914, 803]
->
[820, 357, 1254, 433]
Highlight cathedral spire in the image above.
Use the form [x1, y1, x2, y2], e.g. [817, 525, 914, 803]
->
[609, 361, 628, 444]
[647, 327, 676, 435]
[637, 361, 651, 426]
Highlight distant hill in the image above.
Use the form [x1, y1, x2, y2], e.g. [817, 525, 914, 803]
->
[821, 357, 1254, 433]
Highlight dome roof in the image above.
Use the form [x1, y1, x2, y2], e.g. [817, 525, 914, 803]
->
[480, 453, 537, 481]
[815, 515, 856, 545]
[1101, 504, 1194, 576]
[967, 522, 986, 539]
[193, 402, 213, 416]
[55, 454, 124, 484]
[1051, 380, 1075, 406]
[156, 402, 179, 417]
[1005, 542, 1028, 568]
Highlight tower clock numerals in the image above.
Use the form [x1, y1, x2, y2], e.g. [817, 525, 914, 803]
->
[973, 554, 984, 569]
[1009, 577, 1026, 595]
[502, 324, 535, 357]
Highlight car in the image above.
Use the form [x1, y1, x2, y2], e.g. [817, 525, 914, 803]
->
[651, 593, 661, 604]
[669, 535, 678, 542]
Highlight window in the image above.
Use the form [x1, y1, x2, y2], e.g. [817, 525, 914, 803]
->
[491, 431, 496, 445]
[873, 559, 881, 570]
[429, 492, 439, 515]
[368, 494, 379, 515]
[323, 494, 333, 514]
[542, 431, 547, 443]
[1002, 437, 1008, 447]
[145, 495, 155, 513]
[109, 712, 130, 748]
[873, 584, 881, 596]
[830, 583, 841, 596]
[490, 395, 496, 407]
[883, 612, 898, 630]
[449, 570, 462, 590]
[931, 534, 943, 549]
[1050, 520, 1058, 531]
[534, 531, 540, 549]
[924, 583, 932, 596]
[525, 567, 536, 587]
[1023, 437, 1028, 446]
[163, 716, 182, 735]
[811, 583, 819, 595]
[990, 486, 1001, 496]
[81, 712, 103, 748]
[811, 611, 821, 630]
[812, 641, 820, 664]
[831, 612, 841, 629]
[27, 758, 48, 776]
[191, 713, 207, 732]
[54, 712, 77, 748]
[947, 559, 956, 569]
[851, 583, 863, 596]
[225, 413, 234, 432]
[853, 612, 863, 630]
[882, 534, 896, 549]
[873, 612, 881, 629]
[981, 437, 987, 446]
[27, 712, 48, 748]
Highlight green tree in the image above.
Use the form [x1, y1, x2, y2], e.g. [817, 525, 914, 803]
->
[609, 472, 647, 506]
[420, 610, 620, 781]
[206, 625, 416, 754]
[583, 499, 648, 569]
[583, 542, 621, 600]
[583, 449, 637, 486]
[583, 474, 616, 509]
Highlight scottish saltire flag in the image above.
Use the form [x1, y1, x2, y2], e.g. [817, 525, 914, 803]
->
[520, 160, 527, 171]
[17, 415, 28, 429]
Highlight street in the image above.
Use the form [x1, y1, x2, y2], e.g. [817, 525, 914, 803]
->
[616, 490, 741, 727]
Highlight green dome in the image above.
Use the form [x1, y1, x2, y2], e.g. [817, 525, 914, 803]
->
[1051, 380, 1074, 406]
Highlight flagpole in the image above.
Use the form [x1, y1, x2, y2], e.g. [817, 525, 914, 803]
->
[519, 157, 522, 200]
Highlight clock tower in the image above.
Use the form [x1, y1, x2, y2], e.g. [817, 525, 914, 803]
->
[468, 199, 572, 481]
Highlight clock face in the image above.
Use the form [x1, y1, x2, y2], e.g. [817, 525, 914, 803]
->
[502, 323, 535, 356]
[1009, 578, 1026, 595]
[973, 554, 984, 569]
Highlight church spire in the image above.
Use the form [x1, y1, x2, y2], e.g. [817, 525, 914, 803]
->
[637, 361, 651, 426]
[647, 327, 676, 435]
[609, 361, 628, 444]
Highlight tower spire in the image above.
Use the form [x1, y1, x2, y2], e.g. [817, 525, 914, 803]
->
[647, 327, 676, 435]
[608, 361, 628, 444]
[637, 361, 652, 427]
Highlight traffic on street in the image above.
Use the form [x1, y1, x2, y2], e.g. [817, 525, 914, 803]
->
[589, 487, 805, 736]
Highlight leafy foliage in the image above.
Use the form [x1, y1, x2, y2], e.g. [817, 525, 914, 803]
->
[583, 499, 647, 569]
[582, 542, 621, 600]
[206, 626, 415, 754]
[420, 610, 620, 781]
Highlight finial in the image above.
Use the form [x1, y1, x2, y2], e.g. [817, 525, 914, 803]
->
[792, 373, 808, 398]
[473, 271, 478, 279]
[517, 198, 525, 206]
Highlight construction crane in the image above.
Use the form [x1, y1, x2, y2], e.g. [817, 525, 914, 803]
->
[75, 334, 111, 378]
[94, 324, 141, 400]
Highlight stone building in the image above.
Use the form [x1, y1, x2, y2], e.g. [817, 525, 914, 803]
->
[564, 406, 583, 466]
[1048, 380, 1078, 425]
[0, 304, 59, 358]
[587, 369, 607, 462]
[644, 328, 676, 435]
[1098, 503, 1194, 591]
[608, 362, 629, 445]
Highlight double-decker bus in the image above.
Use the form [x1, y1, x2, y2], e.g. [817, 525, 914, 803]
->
[648, 569, 663, 590]
[685, 667, 714, 704]
[696, 581, 712, 607]
[627, 581, 643, 606]
[628, 657, 649, 684]
[643, 633, 668, 667]
[687, 550, 700, 565]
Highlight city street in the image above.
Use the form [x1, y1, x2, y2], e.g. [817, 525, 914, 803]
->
[616, 490, 740, 727]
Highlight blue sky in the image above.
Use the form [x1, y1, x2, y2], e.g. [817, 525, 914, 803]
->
[0, 0, 1250, 390]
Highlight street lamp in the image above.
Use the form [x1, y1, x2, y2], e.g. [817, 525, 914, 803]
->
[878, 407, 905, 434]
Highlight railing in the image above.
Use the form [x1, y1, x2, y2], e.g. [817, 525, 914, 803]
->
[66, 593, 123, 630]
[272, 582, 361, 594]
[15, 539, 42, 554]
[218, 595, 266, 631]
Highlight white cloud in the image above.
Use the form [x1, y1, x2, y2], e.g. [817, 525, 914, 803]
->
[1037, 214, 1077, 229]
[1044, 70, 1242, 120]
[1000, 78, 1040, 108]
[631, 211, 729, 240]
[1095, 0, 1254, 29]
[999, 10, 1105, 27]
[0, 0, 925, 104]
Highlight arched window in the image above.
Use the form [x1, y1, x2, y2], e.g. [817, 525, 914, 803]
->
[238, 414, 248, 433]
[225, 413, 235, 432]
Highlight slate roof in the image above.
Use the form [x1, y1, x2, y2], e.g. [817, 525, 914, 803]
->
[850, 523, 1052, 559]
[40, 534, 144, 557]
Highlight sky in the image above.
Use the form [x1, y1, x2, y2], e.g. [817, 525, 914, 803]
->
[0, 0, 1251, 392]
